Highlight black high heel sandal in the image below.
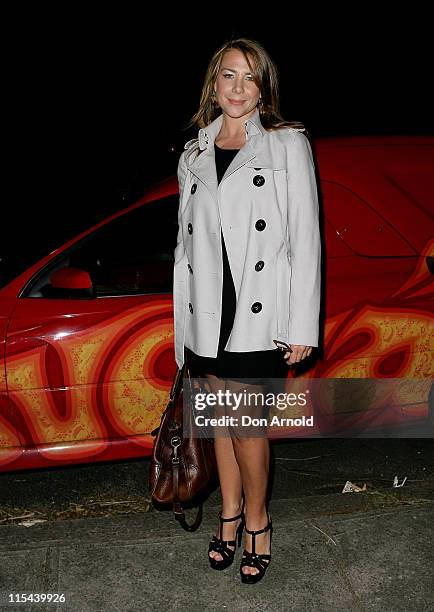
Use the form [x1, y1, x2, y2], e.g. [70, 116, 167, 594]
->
[208, 506, 245, 571]
[239, 511, 273, 584]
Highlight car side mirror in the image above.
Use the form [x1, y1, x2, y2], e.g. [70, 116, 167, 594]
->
[48, 266, 96, 298]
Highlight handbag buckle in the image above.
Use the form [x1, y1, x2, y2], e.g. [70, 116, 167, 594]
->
[171, 435, 182, 464]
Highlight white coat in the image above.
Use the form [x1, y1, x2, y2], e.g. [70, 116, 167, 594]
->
[173, 106, 321, 369]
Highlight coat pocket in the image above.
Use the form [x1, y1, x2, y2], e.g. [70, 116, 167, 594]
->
[275, 248, 291, 338]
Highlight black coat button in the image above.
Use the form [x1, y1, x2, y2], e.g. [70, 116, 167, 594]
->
[191, 183, 197, 194]
[188, 223, 193, 234]
[251, 302, 262, 313]
[253, 175, 265, 187]
[255, 260, 264, 271]
[187, 264, 193, 274]
[189, 303, 193, 313]
[255, 219, 266, 231]
[254, 167, 261, 171]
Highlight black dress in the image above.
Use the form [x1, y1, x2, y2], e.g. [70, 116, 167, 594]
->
[184, 142, 289, 384]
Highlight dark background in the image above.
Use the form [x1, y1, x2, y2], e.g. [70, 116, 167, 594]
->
[6, 12, 432, 269]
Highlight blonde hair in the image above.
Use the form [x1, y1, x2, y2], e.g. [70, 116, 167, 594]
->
[185, 37, 307, 135]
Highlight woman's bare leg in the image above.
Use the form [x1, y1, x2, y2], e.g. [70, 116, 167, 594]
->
[205, 373, 243, 562]
[225, 378, 271, 576]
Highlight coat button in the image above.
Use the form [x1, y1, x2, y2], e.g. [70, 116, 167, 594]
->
[187, 264, 193, 274]
[191, 183, 197, 194]
[188, 223, 193, 234]
[255, 219, 266, 231]
[254, 167, 261, 171]
[255, 260, 264, 271]
[253, 175, 265, 187]
[189, 303, 193, 313]
[251, 302, 262, 313]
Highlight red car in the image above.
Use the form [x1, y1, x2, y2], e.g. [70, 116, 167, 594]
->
[1, 135, 433, 472]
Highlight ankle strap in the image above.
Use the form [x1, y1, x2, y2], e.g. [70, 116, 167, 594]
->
[219, 510, 244, 522]
[245, 521, 272, 536]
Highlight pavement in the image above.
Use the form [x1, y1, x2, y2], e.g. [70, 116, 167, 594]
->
[1, 448, 433, 612]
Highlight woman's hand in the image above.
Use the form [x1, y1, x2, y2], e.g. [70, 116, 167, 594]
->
[284, 344, 312, 365]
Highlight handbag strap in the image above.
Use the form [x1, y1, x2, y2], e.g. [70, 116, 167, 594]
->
[150, 363, 187, 436]
[171, 362, 203, 532]
[172, 458, 203, 532]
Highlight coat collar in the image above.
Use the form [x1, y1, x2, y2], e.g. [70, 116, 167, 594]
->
[197, 106, 267, 150]
[185, 107, 280, 194]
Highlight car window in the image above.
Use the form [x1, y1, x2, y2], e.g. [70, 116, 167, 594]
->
[24, 194, 179, 298]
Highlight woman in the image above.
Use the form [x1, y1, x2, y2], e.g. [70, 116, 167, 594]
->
[173, 37, 321, 584]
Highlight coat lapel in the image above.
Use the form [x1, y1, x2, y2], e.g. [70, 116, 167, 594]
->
[185, 107, 280, 200]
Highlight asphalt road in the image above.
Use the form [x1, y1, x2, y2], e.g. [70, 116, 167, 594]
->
[0, 438, 433, 526]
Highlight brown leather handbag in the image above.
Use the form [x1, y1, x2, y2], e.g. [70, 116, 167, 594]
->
[149, 362, 217, 531]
